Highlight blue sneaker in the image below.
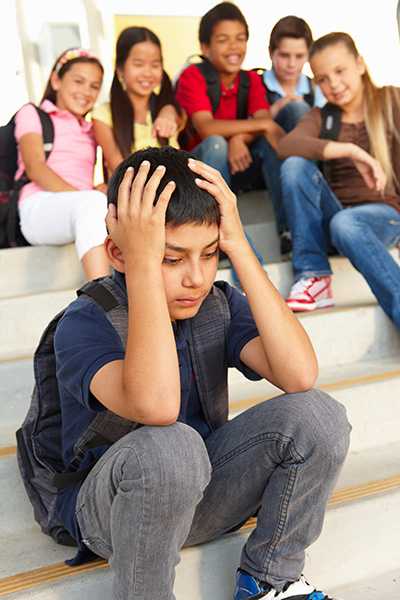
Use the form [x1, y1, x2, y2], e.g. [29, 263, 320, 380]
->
[234, 570, 338, 600]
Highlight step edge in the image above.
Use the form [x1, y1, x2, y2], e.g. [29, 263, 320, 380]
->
[230, 367, 400, 413]
[0, 474, 399, 597]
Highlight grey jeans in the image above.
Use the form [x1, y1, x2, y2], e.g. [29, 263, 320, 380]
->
[76, 389, 350, 599]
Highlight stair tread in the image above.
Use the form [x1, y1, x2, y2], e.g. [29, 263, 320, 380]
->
[0, 440, 399, 580]
[1, 355, 400, 448]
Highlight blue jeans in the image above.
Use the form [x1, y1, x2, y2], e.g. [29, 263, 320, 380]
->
[281, 157, 400, 327]
[76, 390, 350, 599]
[191, 101, 310, 236]
[192, 135, 286, 235]
[275, 100, 310, 133]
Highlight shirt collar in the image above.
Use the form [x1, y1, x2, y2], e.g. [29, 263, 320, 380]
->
[263, 69, 310, 97]
[40, 99, 93, 132]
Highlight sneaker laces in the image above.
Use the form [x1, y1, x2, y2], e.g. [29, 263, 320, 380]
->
[289, 278, 317, 297]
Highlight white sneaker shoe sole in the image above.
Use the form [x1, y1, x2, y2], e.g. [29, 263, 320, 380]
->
[286, 297, 335, 312]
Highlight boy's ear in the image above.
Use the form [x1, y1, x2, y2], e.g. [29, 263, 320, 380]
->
[104, 236, 126, 273]
[200, 43, 211, 60]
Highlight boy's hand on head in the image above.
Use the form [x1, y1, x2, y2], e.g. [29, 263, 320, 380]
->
[228, 135, 253, 174]
[152, 116, 178, 140]
[106, 161, 176, 266]
[188, 158, 248, 257]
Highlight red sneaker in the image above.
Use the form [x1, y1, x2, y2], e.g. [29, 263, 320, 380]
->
[286, 276, 334, 312]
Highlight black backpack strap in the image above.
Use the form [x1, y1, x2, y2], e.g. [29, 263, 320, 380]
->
[303, 76, 315, 108]
[320, 103, 342, 140]
[77, 280, 119, 311]
[237, 71, 250, 119]
[35, 106, 54, 157]
[14, 104, 54, 190]
[195, 59, 220, 114]
[149, 93, 158, 122]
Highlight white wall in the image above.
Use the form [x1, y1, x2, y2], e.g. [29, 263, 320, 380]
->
[2, 0, 400, 124]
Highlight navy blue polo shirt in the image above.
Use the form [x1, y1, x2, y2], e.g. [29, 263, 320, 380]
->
[54, 271, 261, 545]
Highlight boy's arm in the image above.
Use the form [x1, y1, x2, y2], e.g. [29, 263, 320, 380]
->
[189, 159, 318, 393]
[191, 110, 278, 141]
[90, 163, 181, 424]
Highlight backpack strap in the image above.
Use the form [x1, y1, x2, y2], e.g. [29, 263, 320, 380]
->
[237, 71, 250, 119]
[303, 76, 315, 108]
[195, 59, 220, 114]
[188, 283, 231, 430]
[53, 277, 132, 490]
[320, 102, 342, 140]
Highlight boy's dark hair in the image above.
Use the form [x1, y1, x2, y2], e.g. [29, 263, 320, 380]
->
[107, 147, 220, 227]
[199, 2, 249, 45]
[269, 16, 313, 53]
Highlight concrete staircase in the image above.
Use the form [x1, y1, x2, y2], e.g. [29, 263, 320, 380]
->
[0, 191, 399, 599]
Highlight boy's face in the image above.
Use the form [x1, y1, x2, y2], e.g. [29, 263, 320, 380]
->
[162, 222, 219, 320]
[270, 37, 309, 84]
[201, 20, 248, 76]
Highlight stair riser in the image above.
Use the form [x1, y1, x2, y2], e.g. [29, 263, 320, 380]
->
[1, 292, 399, 364]
[1, 489, 399, 598]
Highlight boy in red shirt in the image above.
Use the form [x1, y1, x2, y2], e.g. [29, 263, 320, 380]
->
[176, 2, 286, 247]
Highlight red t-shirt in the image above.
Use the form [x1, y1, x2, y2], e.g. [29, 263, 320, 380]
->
[175, 64, 270, 150]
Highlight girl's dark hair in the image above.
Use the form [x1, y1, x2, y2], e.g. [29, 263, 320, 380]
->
[41, 48, 104, 105]
[269, 16, 313, 53]
[111, 27, 180, 159]
[199, 2, 249, 45]
[108, 146, 220, 227]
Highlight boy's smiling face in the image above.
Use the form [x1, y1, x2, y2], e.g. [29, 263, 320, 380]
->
[162, 222, 219, 320]
[201, 19, 248, 77]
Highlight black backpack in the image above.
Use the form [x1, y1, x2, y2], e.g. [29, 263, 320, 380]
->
[16, 279, 136, 547]
[254, 68, 315, 108]
[0, 104, 54, 248]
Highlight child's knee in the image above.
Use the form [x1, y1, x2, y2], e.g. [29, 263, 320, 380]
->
[122, 424, 211, 502]
[281, 156, 312, 185]
[200, 135, 228, 161]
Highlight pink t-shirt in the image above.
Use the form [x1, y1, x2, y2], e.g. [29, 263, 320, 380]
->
[14, 100, 97, 202]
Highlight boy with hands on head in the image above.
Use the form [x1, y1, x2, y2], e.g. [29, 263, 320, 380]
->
[54, 147, 350, 600]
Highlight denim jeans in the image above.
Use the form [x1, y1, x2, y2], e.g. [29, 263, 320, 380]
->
[76, 389, 350, 599]
[274, 100, 310, 134]
[192, 135, 286, 236]
[191, 101, 310, 237]
[281, 157, 400, 327]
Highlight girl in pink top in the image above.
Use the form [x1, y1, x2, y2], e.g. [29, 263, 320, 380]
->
[15, 48, 109, 280]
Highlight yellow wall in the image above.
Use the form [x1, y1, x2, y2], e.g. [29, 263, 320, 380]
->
[114, 15, 201, 80]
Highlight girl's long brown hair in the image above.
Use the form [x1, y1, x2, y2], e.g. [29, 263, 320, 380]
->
[111, 27, 180, 158]
[310, 32, 400, 188]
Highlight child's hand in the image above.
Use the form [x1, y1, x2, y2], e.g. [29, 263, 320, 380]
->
[106, 161, 176, 265]
[350, 145, 386, 193]
[152, 116, 178, 139]
[188, 158, 248, 257]
[228, 135, 253, 173]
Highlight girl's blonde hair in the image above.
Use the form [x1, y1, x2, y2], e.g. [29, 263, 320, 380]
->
[310, 32, 400, 188]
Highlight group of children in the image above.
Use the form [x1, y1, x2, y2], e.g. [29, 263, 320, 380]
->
[14, 2, 400, 600]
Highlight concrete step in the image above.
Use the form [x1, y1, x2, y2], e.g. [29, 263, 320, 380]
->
[2, 284, 399, 364]
[0, 191, 278, 301]
[3, 237, 398, 303]
[3, 568, 400, 600]
[0, 442, 399, 597]
[2, 356, 400, 452]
